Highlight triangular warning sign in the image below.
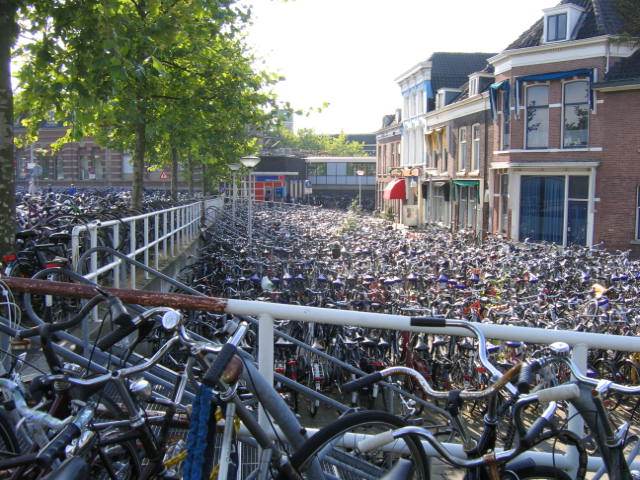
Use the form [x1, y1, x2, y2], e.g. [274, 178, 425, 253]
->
[160, 169, 169, 180]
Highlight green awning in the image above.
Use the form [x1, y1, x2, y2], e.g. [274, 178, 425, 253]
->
[452, 180, 480, 202]
[453, 180, 479, 187]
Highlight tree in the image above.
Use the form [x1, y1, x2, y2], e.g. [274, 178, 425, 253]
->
[266, 127, 368, 156]
[0, 1, 18, 256]
[616, 0, 640, 41]
[13, 0, 281, 209]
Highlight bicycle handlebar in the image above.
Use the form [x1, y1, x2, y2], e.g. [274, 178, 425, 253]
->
[343, 363, 522, 400]
[410, 317, 517, 394]
[357, 383, 580, 468]
[521, 342, 640, 396]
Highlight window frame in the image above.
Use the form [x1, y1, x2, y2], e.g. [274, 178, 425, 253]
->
[525, 84, 550, 149]
[471, 123, 480, 171]
[636, 186, 640, 241]
[546, 12, 567, 42]
[500, 90, 510, 150]
[562, 79, 590, 148]
[458, 126, 468, 171]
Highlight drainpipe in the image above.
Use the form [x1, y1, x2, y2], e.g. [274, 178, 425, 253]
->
[482, 105, 490, 240]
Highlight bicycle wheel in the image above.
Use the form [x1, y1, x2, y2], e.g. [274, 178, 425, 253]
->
[286, 410, 429, 479]
[501, 465, 573, 479]
[0, 406, 21, 458]
[86, 394, 142, 480]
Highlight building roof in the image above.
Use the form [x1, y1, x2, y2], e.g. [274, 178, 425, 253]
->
[506, 0, 625, 50]
[605, 49, 640, 80]
[429, 52, 497, 92]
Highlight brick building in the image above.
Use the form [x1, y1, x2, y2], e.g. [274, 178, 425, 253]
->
[384, 0, 640, 254]
[14, 122, 202, 192]
[487, 0, 639, 253]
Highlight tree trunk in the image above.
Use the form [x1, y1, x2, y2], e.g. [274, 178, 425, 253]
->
[170, 146, 178, 202]
[0, 1, 17, 255]
[187, 151, 194, 195]
[131, 102, 146, 210]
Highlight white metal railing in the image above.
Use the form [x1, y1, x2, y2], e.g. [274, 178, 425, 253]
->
[218, 298, 640, 474]
[72, 198, 223, 288]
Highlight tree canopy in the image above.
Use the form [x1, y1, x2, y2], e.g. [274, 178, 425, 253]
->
[264, 127, 368, 156]
[11, 0, 285, 207]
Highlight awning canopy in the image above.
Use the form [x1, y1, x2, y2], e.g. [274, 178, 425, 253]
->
[383, 178, 406, 200]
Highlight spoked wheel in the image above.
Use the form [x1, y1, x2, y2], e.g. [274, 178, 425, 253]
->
[284, 410, 430, 479]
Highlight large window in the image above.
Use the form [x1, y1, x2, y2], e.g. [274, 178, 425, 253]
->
[471, 124, 480, 171]
[499, 174, 509, 235]
[458, 127, 468, 171]
[526, 85, 549, 149]
[547, 13, 567, 42]
[519, 175, 588, 245]
[563, 81, 589, 148]
[500, 90, 510, 150]
[636, 187, 640, 240]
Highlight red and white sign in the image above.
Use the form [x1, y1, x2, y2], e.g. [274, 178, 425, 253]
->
[159, 169, 169, 180]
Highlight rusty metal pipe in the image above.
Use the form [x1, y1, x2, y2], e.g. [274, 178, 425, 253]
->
[1, 276, 228, 313]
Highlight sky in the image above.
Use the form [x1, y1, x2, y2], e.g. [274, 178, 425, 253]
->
[241, 0, 560, 134]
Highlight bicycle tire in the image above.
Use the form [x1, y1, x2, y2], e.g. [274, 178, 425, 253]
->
[501, 465, 573, 479]
[285, 410, 429, 479]
[0, 406, 21, 458]
[86, 393, 142, 480]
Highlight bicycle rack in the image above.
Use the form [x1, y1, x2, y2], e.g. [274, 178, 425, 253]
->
[6, 241, 640, 475]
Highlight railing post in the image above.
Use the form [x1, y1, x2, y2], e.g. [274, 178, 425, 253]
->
[143, 217, 150, 280]
[113, 223, 121, 289]
[163, 211, 168, 259]
[154, 214, 159, 273]
[170, 209, 175, 257]
[129, 220, 136, 289]
[71, 225, 83, 269]
[258, 312, 275, 431]
[567, 342, 588, 477]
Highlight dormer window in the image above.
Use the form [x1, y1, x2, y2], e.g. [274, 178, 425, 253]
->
[436, 88, 462, 109]
[470, 77, 478, 96]
[547, 13, 567, 42]
[543, 4, 585, 43]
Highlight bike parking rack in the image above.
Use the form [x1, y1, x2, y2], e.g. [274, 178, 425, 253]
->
[70, 198, 223, 289]
[4, 273, 640, 476]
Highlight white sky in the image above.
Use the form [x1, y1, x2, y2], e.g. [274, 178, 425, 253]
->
[242, 0, 560, 134]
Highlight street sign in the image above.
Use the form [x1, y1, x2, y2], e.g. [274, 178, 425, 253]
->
[160, 169, 169, 180]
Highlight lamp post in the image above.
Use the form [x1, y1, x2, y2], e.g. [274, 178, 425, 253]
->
[239, 155, 261, 246]
[228, 162, 241, 223]
[356, 168, 365, 209]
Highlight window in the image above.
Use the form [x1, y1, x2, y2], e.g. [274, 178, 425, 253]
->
[519, 175, 589, 246]
[122, 153, 133, 174]
[563, 81, 589, 148]
[500, 90, 510, 150]
[458, 127, 467, 171]
[526, 85, 549, 149]
[547, 13, 567, 42]
[471, 124, 480, 171]
[636, 187, 640, 240]
[308, 163, 327, 176]
[470, 77, 478, 96]
[346, 163, 374, 176]
[499, 174, 509, 235]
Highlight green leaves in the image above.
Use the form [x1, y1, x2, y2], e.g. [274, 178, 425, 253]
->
[11, 0, 287, 201]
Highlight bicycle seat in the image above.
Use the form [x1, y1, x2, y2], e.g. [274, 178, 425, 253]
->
[48, 232, 71, 243]
[16, 229, 39, 240]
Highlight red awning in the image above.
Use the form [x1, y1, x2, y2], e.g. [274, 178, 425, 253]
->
[383, 178, 406, 200]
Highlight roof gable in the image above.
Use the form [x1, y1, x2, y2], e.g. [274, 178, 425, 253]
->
[430, 52, 496, 92]
[506, 0, 624, 50]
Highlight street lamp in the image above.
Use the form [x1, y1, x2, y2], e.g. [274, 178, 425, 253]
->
[240, 155, 261, 246]
[228, 162, 241, 223]
[356, 168, 365, 209]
